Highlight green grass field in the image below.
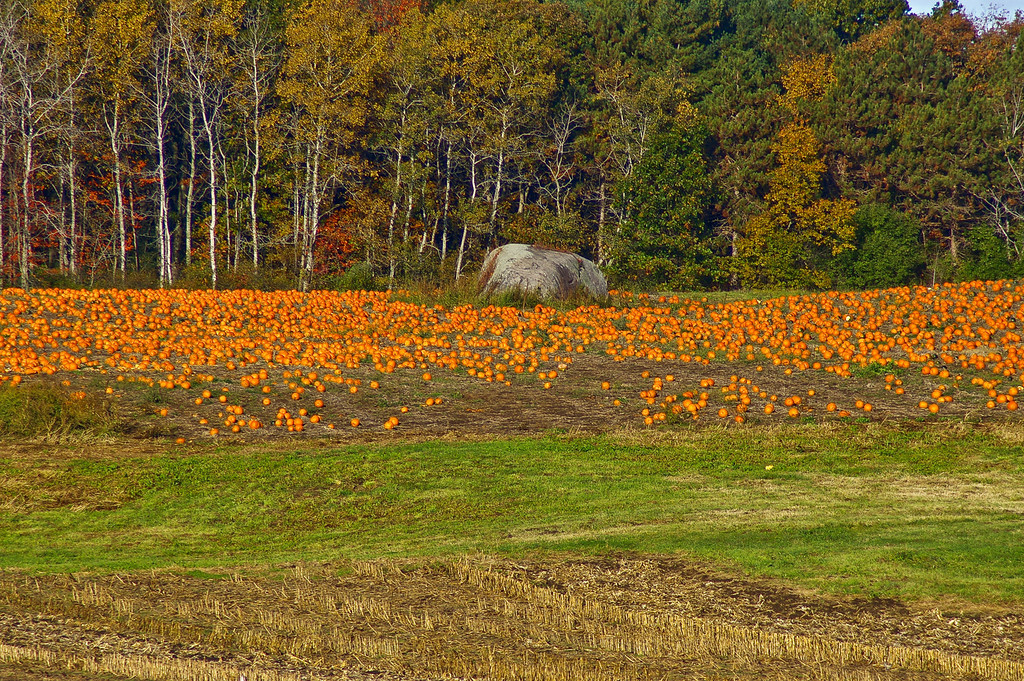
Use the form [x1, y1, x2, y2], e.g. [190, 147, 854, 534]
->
[4, 423, 1023, 606]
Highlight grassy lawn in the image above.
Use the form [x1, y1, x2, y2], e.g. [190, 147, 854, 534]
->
[3, 423, 1023, 606]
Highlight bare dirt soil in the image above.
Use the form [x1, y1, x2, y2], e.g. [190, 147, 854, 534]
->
[39, 349, 1017, 446]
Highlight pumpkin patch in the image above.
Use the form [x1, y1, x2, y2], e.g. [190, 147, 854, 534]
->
[1, 280, 1022, 440]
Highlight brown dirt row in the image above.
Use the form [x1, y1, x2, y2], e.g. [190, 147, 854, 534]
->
[34, 349, 1024, 446]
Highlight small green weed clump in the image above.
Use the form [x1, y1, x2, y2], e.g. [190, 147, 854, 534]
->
[0, 384, 119, 440]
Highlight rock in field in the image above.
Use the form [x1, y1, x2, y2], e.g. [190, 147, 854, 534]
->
[478, 244, 608, 301]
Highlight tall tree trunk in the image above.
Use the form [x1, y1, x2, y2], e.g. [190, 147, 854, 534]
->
[160, 30, 173, 284]
[0, 123, 7, 272]
[456, 150, 479, 281]
[247, 51, 263, 271]
[299, 150, 311, 285]
[185, 99, 197, 266]
[441, 137, 451, 261]
[231, 188, 242, 272]
[58, 165, 67, 272]
[403, 189, 413, 243]
[301, 135, 323, 292]
[249, 115, 260, 269]
[387, 138, 402, 283]
[67, 151, 77, 275]
[218, 138, 231, 271]
[239, 8, 273, 272]
[204, 115, 217, 288]
[455, 224, 468, 281]
[58, 79, 80, 275]
[155, 96, 170, 285]
[424, 136, 442, 255]
[489, 114, 510, 246]
[153, 31, 172, 287]
[490, 142, 504, 234]
[292, 155, 301, 273]
[20, 132, 32, 289]
[107, 102, 127, 278]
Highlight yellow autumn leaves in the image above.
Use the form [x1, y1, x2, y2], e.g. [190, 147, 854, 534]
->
[738, 55, 856, 288]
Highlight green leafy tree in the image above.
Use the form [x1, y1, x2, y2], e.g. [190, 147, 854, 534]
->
[795, 0, 907, 42]
[694, 0, 840, 283]
[960, 224, 1024, 281]
[818, 14, 1002, 277]
[973, 17, 1024, 276]
[566, 0, 726, 74]
[832, 204, 923, 288]
[591, 65, 682, 262]
[606, 104, 716, 289]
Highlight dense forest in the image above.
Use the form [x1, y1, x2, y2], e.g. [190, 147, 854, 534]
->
[0, 0, 1021, 291]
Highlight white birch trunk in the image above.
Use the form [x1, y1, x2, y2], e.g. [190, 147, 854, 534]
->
[205, 121, 217, 288]
[249, 115, 260, 269]
[455, 150, 479, 281]
[20, 132, 31, 288]
[106, 101, 127, 278]
[441, 137, 451, 261]
[185, 99, 197, 266]
[67, 149, 77, 275]
[0, 123, 7, 271]
[387, 138, 403, 282]
[152, 22, 173, 286]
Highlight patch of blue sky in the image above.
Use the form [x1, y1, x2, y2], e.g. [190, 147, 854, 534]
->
[906, 0, 1024, 18]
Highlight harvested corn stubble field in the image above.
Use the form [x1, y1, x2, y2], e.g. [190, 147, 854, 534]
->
[3, 281, 1024, 679]
[2, 558, 1024, 681]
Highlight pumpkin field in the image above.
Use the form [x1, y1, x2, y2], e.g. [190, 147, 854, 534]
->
[3, 281, 1024, 680]
[2, 280, 1024, 439]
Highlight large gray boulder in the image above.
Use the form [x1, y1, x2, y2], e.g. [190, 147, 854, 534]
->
[478, 244, 608, 301]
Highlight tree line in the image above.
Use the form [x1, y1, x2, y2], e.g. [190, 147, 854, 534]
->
[0, 0, 1022, 292]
